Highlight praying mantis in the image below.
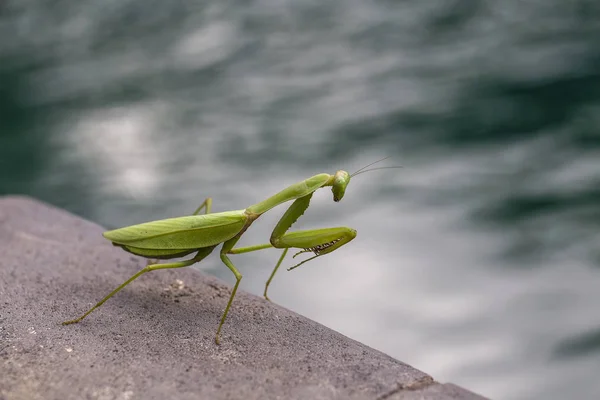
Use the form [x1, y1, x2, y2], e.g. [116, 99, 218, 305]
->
[62, 159, 400, 344]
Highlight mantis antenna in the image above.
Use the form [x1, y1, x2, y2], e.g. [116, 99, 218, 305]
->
[351, 157, 403, 178]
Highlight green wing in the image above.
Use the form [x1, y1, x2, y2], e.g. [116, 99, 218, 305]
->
[103, 210, 247, 250]
[114, 245, 199, 259]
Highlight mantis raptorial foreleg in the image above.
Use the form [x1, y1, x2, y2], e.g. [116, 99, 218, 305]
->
[228, 193, 356, 300]
[63, 246, 217, 325]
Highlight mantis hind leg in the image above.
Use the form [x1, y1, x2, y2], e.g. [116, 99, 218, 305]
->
[63, 246, 216, 326]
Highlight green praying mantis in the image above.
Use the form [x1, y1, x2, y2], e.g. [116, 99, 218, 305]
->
[62, 158, 400, 344]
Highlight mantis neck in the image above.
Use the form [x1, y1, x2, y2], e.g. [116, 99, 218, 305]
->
[245, 173, 334, 216]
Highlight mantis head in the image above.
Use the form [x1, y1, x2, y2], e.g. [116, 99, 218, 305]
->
[332, 157, 403, 202]
[332, 170, 350, 202]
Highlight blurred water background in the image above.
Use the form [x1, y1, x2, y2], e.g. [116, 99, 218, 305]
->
[1, 1, 600, 398]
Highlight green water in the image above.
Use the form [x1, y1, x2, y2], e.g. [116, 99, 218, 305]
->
[1, 2, 600, 398]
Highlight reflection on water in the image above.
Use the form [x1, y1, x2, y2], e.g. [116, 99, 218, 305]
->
[2, 1, 600, 399]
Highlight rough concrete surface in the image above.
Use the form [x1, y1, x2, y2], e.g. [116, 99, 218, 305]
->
[0, 196, 488, 400]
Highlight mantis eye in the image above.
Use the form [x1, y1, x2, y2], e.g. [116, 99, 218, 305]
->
[331, 170, 350, 202]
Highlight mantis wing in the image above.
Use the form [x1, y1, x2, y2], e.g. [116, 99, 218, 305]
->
[103, 210, 247, 250]
[114, 246, 200, 259]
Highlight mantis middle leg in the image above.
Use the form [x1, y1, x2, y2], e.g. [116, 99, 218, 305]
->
[228, 193, 356, 301]
[215, 235, 246, 345]
[192, 197, 212, 215]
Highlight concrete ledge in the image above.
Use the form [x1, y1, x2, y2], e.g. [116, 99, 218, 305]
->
[0, 196, 488, 400]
